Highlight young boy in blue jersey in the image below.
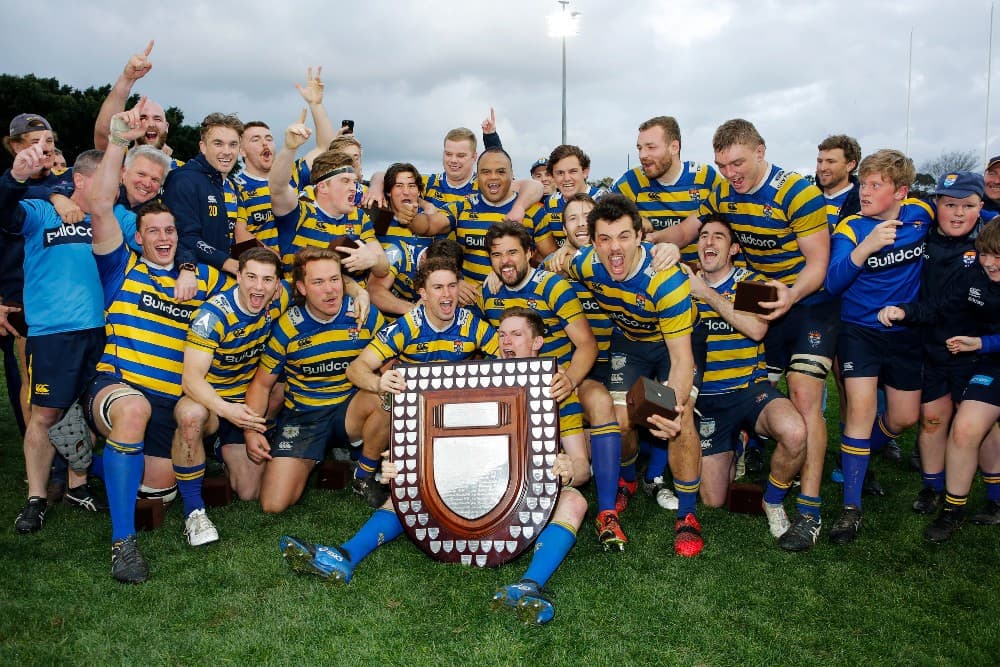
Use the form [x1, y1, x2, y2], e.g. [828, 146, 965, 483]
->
[824, 149, 933, 544]
[242, 247, 385, 513]
[280, 306, 589, 626]
[685, 219, 806, 541]
[482, 221, 628, 549]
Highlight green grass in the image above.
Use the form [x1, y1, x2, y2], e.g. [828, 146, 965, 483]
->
[1, 379, 998, 666]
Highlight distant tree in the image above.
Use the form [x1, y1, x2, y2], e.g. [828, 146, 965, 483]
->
[0, 73, 200, 170]
[803, 173, 816, 185]
[911, 172, 937, 196]
[589, 176, 614, 189]
[919, 150, 979, 180]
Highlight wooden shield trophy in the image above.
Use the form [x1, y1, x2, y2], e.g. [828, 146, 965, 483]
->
[389, 358, 561, 567]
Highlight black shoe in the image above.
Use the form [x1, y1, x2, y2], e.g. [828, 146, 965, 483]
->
[881, 440, 902, 463]
[911, 487, 943, 515]
[777, 513, 821, 552]
[64, 483, 108, 512]
[829, 506, 863, 545]
[862, 469, 885, 497]
[924, 508, 964, 543]
[111, 535, 149, 584]
[970, 500, 1000, 526]
[745, 448, 764, 476]
[909, 446, 922, 472]
[351, 475, 389, 508]
[14, 497, 47, 534]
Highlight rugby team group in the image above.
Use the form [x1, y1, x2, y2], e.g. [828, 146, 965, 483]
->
[2, 42, 998, 625]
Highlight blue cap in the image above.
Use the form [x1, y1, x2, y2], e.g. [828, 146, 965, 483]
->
[529, 158, 548, 174]
[933, 171, 984, 198]
[8, 113, 52, 137]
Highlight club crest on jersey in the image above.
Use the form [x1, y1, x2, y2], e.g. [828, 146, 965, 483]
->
[808, 330, 822, 348]
[610, 354, 627, 371]
[453, 340, 463, 353]
[281, 425, 299, 439]
[699, 417, 715, 438]
[763, 205, 773, 219]
[526, 298, 537, 310]
[635, 294, 646, 309]
[963, 251, 977, 267]
[688, 189, 701, 201]
[207, 195, 218, 204]
[349, 326, 359, 341]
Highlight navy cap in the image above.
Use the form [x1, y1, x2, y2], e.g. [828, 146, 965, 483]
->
[529, 158, 547, 174]
[9, 113, 52, 137]
[987, 155, 1000, 170]
[933, 171, 984, 198]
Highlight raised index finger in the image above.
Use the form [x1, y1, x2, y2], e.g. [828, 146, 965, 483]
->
[143, 39, 154, 56]
[297, 107, 307, 124]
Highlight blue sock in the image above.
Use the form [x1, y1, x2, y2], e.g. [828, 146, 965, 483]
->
[522, 522, 576, 588]
[981, 470, 1000, 503]
[620, 449, 638, 483]
[355, 453, 378, 479]
[745, 433, 763, 452]
[174, 463, 206, 517]
[590, 423, 621, 513]
[796, 493, 822, 520]
[104, 439, 144, 542]
[341, 508, 403, 564]
[869, 414, 898, 454]
[763, 473, 793, 505]
[674, 477, 700, 517]
[90, 449, 104, 482]
[638, 438, 650, 458]
[841, 435, 870, 508]
[644, 441, 668, 483]
[922, 470, 945, 493]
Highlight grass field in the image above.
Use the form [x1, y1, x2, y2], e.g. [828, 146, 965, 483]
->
[1, 379, 998, 666]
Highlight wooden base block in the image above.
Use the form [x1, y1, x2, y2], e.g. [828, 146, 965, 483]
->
[134, 498, 165, 532]
[316, 461, 352, 490]
[727, 482, 764, 515]
[202, 476, 233, 508]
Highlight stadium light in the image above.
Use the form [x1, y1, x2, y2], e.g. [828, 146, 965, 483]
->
[547, 1, 581, 145]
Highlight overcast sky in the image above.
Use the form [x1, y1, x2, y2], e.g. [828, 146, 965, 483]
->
[4, 0, 998, 181]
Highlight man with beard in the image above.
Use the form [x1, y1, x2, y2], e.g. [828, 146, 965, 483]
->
[816, 135, 862, 223]
[410, 148, 543, 294]
[481, 221, 628, 549]
[613, 116, 722, 262]
[566, 194, 702, 557]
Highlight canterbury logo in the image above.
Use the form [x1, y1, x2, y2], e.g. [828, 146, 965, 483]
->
[34, 383, 50, 395]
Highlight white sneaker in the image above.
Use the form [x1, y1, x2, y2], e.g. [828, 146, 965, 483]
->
[762, 501, 791, 538]
[184, 508, 219, 546]
[656, 486, 679, 511]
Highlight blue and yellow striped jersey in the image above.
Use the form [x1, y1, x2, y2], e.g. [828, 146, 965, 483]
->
[442, 195, 543, 285]
[233, 172, 279, 253]
[567, 243, 695, 343]
[368, 304, 498, 364]
[382, 239, 422, 305]
[378, 215, 434, 252]
[422, 172, 477, 210]
[566, 277, 612, 362]
[479, 266, 588, 368]
[827, 198, 933, 329]
[186, 285, 276, 400]
[612, 162, 722, 261]
[276, 202, 377, 277]
[530, 185, 605, 249]
[695, 266, 769, 395]
[96, 243, 228, 399]
[260, 298, 384, 411]
[823, 184, 853, 228]
[699, 164, 828, 303]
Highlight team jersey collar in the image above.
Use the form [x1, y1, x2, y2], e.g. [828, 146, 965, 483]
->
[140, 257, 174, 272]
[445, 173, 474, 190]
[655, 161, 686, 188]
[825, 182, 853, 200]
[507, 266, 537, 291]
[481, 193, 517, 209]
[420, 303, 456, 333]
[624, 245, 648, 281]
[745, 162, 772, 196]
[315, 202, 346, 221]
[305, 300, 344, 324]
[705, 266, 736, 289]
[232, 286, 254, 316]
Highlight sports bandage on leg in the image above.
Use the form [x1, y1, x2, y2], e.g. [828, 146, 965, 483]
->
[788, 354, 832, 381]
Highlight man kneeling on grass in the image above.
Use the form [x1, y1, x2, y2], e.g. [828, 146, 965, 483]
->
[279, 307, 590, 626]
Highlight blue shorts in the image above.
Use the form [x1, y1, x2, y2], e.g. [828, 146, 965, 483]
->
[82, 371, 178, 458]
[587, 360, 610, 384]
[922, 357, 977, 405]
[27, 327, 104, 409]
[696, 384, 784, 457]
[765, 300, 840, 378]
[272, 401, 351, 461]
[607, 329, 672, 393]
[962, 362, 1000, 408]
[837, 323, 922, 391]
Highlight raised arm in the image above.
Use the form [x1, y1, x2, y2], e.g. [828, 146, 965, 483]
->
[296, 66, 336, 167]
[94, 41, 154, 150]
[270, 111, 312, 217]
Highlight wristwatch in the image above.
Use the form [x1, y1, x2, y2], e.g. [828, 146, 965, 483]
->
[178, 262, 196, 272]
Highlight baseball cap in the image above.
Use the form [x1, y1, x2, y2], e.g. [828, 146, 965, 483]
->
[529, 158, 547, 174]
[987, 155, 1000, 170]
[9, 113, 52, 137]
[932, 171, 985, 198]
